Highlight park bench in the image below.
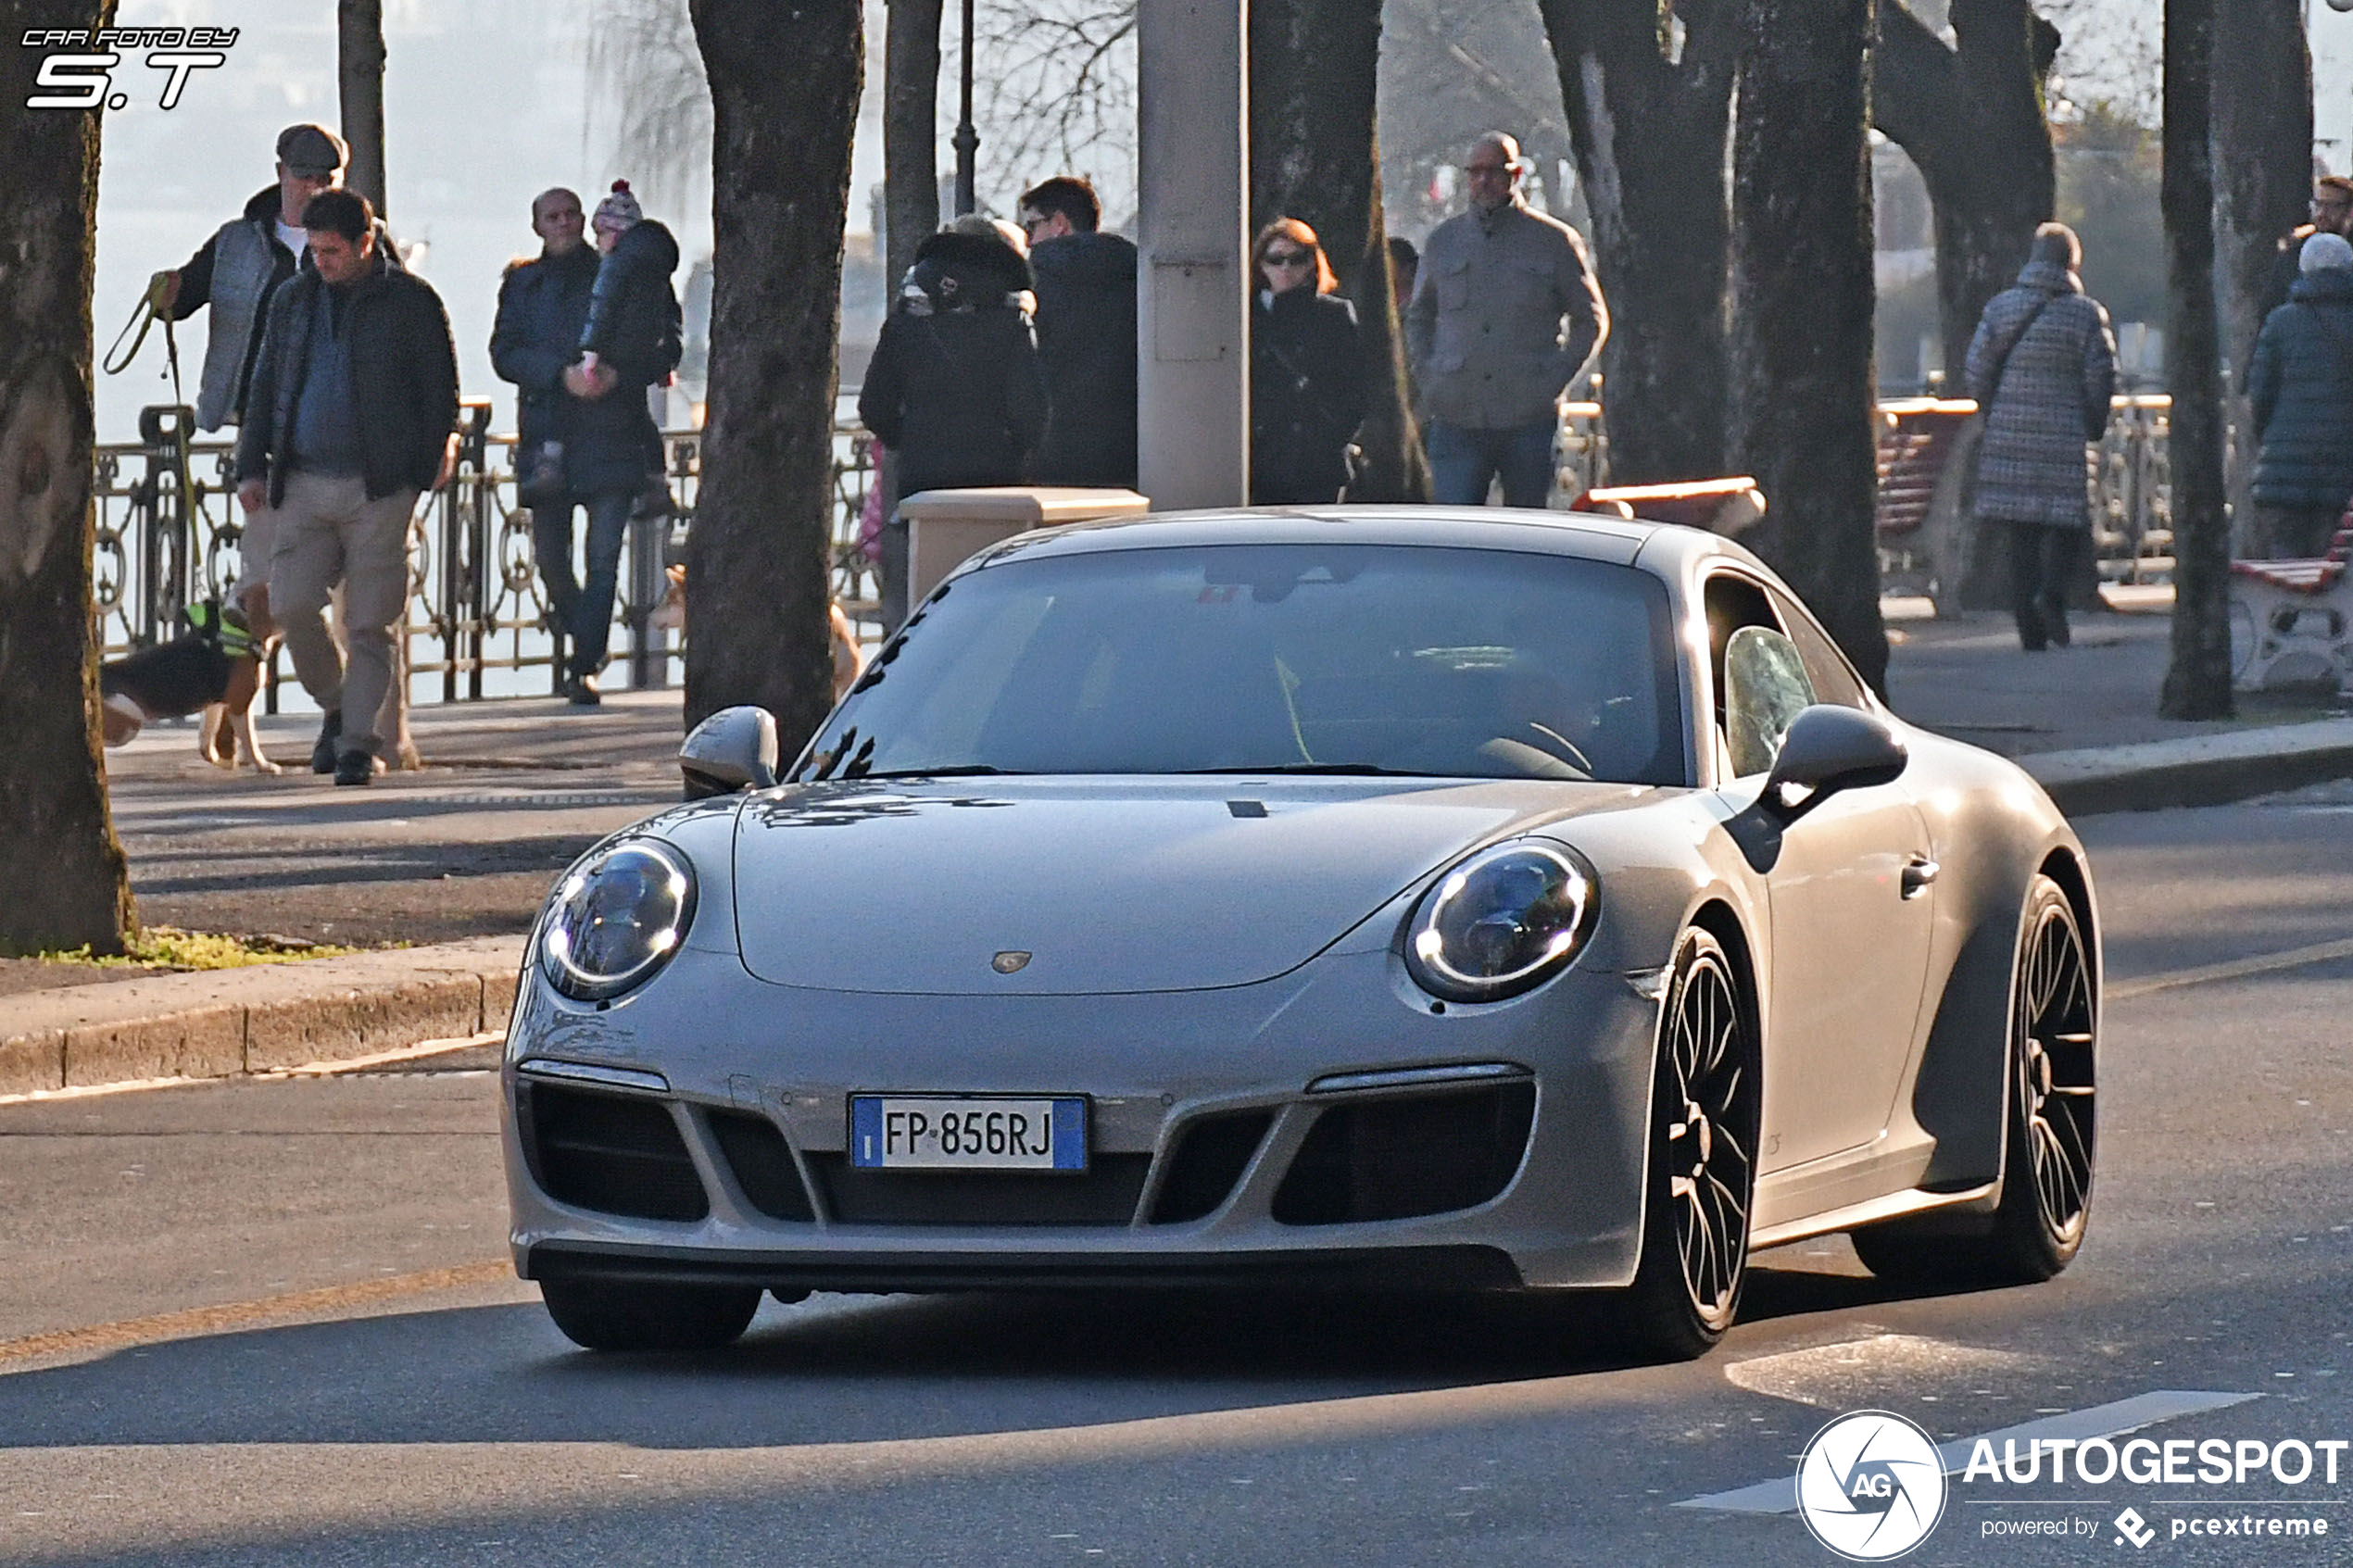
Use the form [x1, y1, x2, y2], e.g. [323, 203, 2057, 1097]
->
[1872, 396, 1979, 611]
[2229, 515, 2353, 696]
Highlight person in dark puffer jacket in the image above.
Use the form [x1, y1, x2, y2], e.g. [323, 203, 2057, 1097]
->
[552, 181, 684, 705]
[1249, 218, 1367, 506]
[2247, 232, 2353, 559]
[858, 220, 1050, 497]
[1963, 222, 2118, 652]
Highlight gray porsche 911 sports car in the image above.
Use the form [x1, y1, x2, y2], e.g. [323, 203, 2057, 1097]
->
[502, 507, 2098, 1361]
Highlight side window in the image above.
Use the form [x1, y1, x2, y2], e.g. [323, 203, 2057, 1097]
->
[1724, 626, 1817, 777]
[1767, 586, 1870, 709]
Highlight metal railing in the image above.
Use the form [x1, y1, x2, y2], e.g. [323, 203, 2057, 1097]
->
[92, 401, 881, 707]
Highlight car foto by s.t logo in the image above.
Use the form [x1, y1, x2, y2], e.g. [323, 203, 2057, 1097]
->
[19, 26, 238, 112]
[1796, 1411, 1950, 1561]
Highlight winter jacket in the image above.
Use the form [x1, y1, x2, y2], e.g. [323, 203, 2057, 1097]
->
[859, 230, 1051, 497]
[173, 187, 303, 432]
[1250, 288, 1368, 505]
[1963, 259, 2118, 529]
[234, 244, 459, 508]
[569, 220, 684, 497]
[1403, 198, 1606, 431]
[489, 242, 598, 472]
[1027, 231, 1139, 487]
[2247, 267, 2353, 514]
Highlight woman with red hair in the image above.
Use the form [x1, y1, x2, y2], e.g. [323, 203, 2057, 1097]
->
[1249, 218, 1367, 505]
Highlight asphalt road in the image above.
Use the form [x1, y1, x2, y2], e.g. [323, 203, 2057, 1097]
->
[4, 788, 2353, 1566]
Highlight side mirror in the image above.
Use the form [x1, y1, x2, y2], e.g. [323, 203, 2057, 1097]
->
[680, 705, 779, 799]
[1764, 705, 1906, 820]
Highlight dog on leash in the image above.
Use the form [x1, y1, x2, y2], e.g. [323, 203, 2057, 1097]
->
[195, 621, 281, 773]
[651, 564, 865, 702]
[98, 603, 278, 769]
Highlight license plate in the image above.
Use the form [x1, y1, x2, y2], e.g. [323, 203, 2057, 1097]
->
[848, 1096, 1087, 1172]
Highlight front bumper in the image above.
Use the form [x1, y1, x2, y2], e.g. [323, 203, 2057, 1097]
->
[502, 943, 1662, 1292]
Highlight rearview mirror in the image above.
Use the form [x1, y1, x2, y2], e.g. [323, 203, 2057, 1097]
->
[680, 705, 779, 798]
[1764, 705, 1906, 820]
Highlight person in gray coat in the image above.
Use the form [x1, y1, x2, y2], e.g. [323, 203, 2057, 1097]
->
[1403, 132, 1607, 508]
[2246, 232, 2353, 559]
[1963, 222, 2118, 651]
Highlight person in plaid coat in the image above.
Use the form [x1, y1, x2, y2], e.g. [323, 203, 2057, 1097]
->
[1964, 223, 2119, 651]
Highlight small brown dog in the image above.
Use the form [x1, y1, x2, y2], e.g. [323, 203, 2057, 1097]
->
[652, 564, 865, 701]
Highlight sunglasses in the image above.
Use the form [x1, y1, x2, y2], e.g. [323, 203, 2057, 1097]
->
[1263, 250, 1313, 267]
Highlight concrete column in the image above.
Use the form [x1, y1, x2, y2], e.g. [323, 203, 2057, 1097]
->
[1136, 0, 1250, 510]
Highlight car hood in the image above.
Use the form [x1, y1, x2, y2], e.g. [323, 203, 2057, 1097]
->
[731, 776, 1656, 995]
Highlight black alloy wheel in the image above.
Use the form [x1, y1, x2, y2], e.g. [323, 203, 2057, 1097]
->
[539, 1277, 763, 1352]
[1854, 873, 2095, 1286]
[1617, 924, 1759, 1361]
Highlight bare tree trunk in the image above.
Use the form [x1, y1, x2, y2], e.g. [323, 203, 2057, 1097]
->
[0, 0, 137, 954]
[1872, 0, 2056, 382]
[2159, 0, 2232, 720]
[1250, 0, 1427, 501]
[338, 0, 389, 218]
[2211, 0, 2310, 539]
[1731, 0, 1889, 693]
[1538, 0, 1741, 484]
[884, 0, 945, 308]
[684, 0, 862, 747]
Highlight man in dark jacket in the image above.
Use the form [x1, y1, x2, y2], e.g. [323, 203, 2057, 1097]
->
[1017, 176, 1137, 488]
[2255, 177, 2353, 337]
[2248, 232, 2353, 559]
[235, 190, 459, 784]
[547, 181, 684, 705]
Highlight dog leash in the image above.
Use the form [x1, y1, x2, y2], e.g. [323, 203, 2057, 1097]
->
[104, 272, 196, 558]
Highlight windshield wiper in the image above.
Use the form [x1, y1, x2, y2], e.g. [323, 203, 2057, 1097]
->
[1176, 763, 1425, 776]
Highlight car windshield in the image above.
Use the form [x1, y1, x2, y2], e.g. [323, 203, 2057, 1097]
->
[798, 543, 1689, 785]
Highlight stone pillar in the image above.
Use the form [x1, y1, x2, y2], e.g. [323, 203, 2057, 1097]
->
[1136, 0, 1250, 509]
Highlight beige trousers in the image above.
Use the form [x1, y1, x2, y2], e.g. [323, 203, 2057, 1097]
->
[268, 471, 418, 759]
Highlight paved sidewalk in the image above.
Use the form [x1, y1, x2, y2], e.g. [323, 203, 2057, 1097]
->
[5, 591, 2348, 1097]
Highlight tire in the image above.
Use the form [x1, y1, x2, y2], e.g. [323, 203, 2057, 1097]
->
[539, 1277, 763, 1352]
[1852, 873, 2095, 1286]
[1614, 925, 1760, 1362]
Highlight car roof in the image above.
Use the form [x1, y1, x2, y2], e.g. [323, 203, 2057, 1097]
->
[969, 504, 1769, 582]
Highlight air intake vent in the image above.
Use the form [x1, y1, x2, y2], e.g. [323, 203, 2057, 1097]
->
[705, 1109, 816, 1222]
[807, 1153, 1151, 1226]
[518, 1082, 710, 1223]
[1271, 1083, 1535, 1226]
[1149, 1110, 1273, 1223]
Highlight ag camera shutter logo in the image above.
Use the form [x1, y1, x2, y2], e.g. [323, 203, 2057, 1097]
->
[1795, 1410, 1949, 1561]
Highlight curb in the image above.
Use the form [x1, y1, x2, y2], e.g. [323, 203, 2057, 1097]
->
[0, 935, 524, 1099]
[2020, 717, 2353, 817]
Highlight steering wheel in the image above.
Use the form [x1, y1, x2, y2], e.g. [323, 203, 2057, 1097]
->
[1518, 721, 1594, 776]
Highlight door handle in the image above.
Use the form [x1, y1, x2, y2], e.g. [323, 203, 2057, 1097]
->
[1901, 857, 1939, 899]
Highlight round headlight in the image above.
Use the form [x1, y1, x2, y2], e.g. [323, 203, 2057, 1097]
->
[540, 840, 696, 1000]
[1405, 840, 1596, 1002]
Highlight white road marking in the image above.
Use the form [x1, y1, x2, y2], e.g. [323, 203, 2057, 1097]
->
[1678, 1389, 2263, 1513]
[2110, 936, 2353, 1001]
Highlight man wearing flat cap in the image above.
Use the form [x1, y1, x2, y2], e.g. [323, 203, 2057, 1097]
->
[152, 126, 351, 696]
[157, 126, 415, 771]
